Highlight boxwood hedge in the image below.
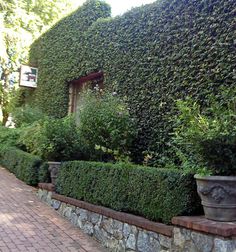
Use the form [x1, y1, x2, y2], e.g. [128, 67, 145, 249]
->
[56, 161, 202, 224]
[29, 0, 236, 163]
[0, 146, 43, 186]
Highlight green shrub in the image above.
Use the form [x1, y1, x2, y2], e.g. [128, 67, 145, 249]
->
[77, 90, 137, 161]
[12, 105, 46, 127]
[38, 162, 51, 183]
[56, 161, 202, 223]
[172, 89, 236, 176]
[0, 126, 22, 147]
[18, 116, 81, 161]
[0, 145, 42, 185]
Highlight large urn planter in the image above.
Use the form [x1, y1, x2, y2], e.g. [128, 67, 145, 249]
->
[48, 161, 61, 185]
[194, 175, 236, 222]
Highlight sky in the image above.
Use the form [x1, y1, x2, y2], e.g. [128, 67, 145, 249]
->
[71, 0, 156, 16]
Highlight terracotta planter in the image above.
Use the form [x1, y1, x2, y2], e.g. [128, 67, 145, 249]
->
[48, 161, 61, 185]
[195, 175, 236, 222]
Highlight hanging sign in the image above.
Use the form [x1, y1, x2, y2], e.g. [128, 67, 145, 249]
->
[20, 65, 38, 88]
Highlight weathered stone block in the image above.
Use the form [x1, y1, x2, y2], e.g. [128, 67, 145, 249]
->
[77, 209, 88, 222]
[137, 230, 160, 252]
[117, 240, 126, 252]
[45, 191, 52, 205]
[214, 238, 236, 252]
[173, 228, 190, 248]
[123, 224, 138, 240]
[82, 222, 94, 236]
[191, 231, 213, 252]
[58, 202, 67, 215]
[37, 189, 44, 200]
[113, 220, 123, 240]
[94, 225, 110, 244]
[89, 212, 101, 225]
[126, 234, 136, 250]
[51, 199, 61, 210]
[159, 234, 172, 249]
[71, 212, 78, 226]
[63, 206, 73, 219]
[102, 217, 113, 234]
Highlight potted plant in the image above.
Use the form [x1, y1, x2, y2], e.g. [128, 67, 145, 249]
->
[173, 90, 236, 221]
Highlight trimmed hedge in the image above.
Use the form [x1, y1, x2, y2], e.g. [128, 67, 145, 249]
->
[56, 161, 202, 224]
[0, 146, 42, 186]
[29, 0, 236, 164]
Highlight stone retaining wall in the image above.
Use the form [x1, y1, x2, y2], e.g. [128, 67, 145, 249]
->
[37, 187, 236, 252]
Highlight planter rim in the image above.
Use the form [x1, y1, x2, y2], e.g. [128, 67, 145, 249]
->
[194, 174, 236, 181]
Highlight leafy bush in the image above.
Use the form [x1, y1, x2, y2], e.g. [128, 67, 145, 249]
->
[0, 145, 42, 185]
[173, 90, 236, 176]
[77, 90, 137, 161]
[56, 161, 202, 224]
[38, 162, 51, 183]
[12, 105, 46, 127]
[18, 116, 81, 161]
[0, 126, 22, 147]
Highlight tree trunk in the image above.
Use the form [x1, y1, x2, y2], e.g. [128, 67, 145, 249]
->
[0, 69, 10, 126]
[2, 108, 8, 126]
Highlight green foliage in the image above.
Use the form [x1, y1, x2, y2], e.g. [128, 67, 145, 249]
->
[29, 0, 111, 117]
[77, 90, 137, 161]
[0, 0, 81, 124]
[0, 145, 42, 185]
[29, 0, 236, 164]
[56, 161, 202, 224]
[173, 89, 236, 176]
[12, 105, 46, 127]
[18, 116, 81, 161]
[38, 162, 51, 183]
[0, 126, 22, 147]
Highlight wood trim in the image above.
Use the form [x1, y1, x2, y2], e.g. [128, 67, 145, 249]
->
[70, 72, 104, 86]
[69, 71, 104, 113]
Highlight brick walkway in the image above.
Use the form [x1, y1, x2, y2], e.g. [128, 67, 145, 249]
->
[0, 167, 107, 252]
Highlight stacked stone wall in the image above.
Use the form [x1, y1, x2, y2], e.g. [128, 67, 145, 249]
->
[37, 187, 236, 252]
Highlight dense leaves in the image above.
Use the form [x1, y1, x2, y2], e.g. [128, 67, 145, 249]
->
[18, 116, 81, 161]
[0, 0, 82, 124]
[29, 0, 236, 164]
[56, 161, 202, 224]
[0, 126, 21, 147]
[172, 89, 236, 176]
[0, 145, 42, 185]
[30, 0, 111, 117]
[77, 90, 137, 161]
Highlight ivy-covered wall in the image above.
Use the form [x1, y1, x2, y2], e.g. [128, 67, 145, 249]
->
[29, 0, 111, 117]
[29, 0, 236, 163]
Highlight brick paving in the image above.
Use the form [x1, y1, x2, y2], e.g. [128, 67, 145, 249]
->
[0, 167, 107, 252]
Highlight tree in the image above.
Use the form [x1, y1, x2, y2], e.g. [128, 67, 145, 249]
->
[0, 0, 82, 125]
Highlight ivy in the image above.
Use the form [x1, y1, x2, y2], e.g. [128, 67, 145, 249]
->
[29, 0, 236, 164]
